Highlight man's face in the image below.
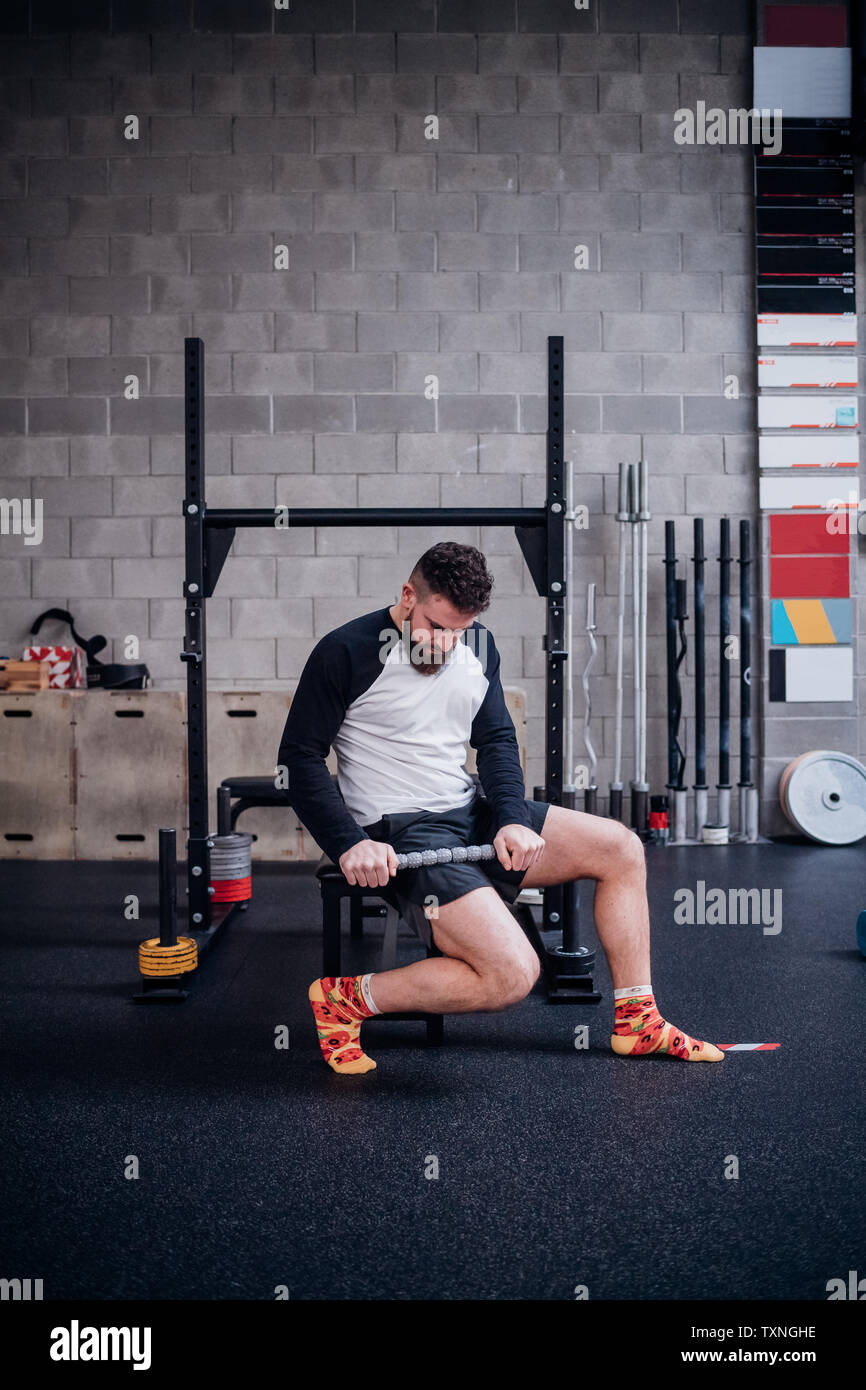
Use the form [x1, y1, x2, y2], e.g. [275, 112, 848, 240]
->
[401, 589, 477, 676]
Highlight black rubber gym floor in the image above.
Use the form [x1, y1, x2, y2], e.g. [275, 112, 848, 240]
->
[1, 842, 863, 1302]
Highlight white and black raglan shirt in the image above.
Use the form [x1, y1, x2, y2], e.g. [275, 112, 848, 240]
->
[278, 605, 533, 864]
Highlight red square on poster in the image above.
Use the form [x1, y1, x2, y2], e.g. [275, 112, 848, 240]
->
[769, 513, 849, 555]
[765, 4, 847, 46]
[770, 554, 849, 598]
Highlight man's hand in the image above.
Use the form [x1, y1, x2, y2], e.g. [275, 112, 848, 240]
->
[339, 839, 399, 888]
[493, 824, 546, 874]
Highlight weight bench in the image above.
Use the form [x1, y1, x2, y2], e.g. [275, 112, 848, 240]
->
[216, 774, 287, 834]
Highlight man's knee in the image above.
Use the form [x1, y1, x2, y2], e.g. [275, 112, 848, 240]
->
[612, 822, 646, 872]
[483, 949, 540, 1009]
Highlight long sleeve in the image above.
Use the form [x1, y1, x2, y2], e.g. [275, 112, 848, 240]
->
[469, 633, 533, 833]
[277, 635, 370, 863]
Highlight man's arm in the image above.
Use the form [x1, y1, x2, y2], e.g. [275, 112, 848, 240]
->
[277, 635, 370, 863]
[469, 630, 534, 833]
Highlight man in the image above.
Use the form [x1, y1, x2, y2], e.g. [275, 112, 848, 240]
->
[278, 540, 723, 1075]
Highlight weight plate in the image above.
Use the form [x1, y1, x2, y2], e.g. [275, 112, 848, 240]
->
[779, 750, 866, 845]
[138, 935, 198, 977]
[209, 829, 253, 882]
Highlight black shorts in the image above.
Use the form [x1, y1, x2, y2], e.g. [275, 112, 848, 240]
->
[361, 792, 551, 949]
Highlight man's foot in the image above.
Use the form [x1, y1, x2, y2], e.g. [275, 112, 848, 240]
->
[610, 991, 724, 1061]
[309, 976, 377, 1074]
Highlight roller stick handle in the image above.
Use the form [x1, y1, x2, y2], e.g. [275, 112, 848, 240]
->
[393, 843, 496, 871]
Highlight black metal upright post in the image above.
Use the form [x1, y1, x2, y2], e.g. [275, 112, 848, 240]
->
[738, 518, 753, 801]
[158, 827, 177, 948]
[664, 521, 679, 793]
[542, 339, 599, 1002]
[693, 519, 706, 806]
[543, 337, 568, 943]
[181, 338, 211, 932]
[674, 575, 688, 790]
[718, 518, 731, 816]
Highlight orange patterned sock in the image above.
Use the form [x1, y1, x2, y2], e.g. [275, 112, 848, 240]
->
[308, 975, 378, 1074]
[610, 987, 724, 1062]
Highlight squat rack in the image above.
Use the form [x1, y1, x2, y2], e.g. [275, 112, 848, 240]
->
[148, 334, 599, 1004]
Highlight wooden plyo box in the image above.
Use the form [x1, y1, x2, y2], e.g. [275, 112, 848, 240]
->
[73, 691, 187, 861]
[0, 691, 75, 858]
[0, 660, 50, 692]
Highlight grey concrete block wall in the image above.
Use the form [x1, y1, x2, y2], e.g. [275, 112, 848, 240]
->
[0, 1, 862, 836]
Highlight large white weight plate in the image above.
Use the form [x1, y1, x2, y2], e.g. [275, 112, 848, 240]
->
[779, 750, 866, 845]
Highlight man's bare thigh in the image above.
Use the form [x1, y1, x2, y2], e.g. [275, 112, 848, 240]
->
[519, 804, 641, 890]
[430, 885, 538, 976]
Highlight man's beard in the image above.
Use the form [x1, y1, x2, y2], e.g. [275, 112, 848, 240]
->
[402, 637, 455, 676]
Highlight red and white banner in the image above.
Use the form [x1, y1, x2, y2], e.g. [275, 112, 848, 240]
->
[22, 645, 85, 689]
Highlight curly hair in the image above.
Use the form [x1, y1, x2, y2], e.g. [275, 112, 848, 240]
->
[408, 542, 493, 615]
